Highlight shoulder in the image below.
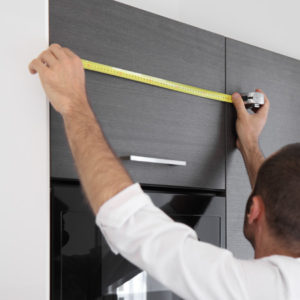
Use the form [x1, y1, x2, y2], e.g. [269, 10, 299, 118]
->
[239, 255, 300, 300]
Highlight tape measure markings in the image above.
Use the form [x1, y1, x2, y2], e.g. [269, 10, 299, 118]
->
[81, 59, 232, 104]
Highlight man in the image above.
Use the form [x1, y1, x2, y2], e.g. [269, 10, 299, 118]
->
[29, 44, 300, 299]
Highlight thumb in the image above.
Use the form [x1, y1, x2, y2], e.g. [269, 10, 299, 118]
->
[232, 92, 247, 117]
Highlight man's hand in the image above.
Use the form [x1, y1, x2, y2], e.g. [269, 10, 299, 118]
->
[232, 89, 270, 152]
[232, 89, 270, 188]
[29, 43, 89, 115]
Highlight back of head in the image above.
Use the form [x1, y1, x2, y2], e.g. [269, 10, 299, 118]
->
[253, 143, 300, 249]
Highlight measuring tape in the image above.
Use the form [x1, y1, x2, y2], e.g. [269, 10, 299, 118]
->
[81, 59, 232, 104]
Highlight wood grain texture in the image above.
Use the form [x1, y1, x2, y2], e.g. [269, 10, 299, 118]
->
[226, 38, 300, 258]
[50, 0, 226, 189]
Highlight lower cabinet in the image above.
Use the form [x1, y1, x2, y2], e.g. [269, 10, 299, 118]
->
[51, 179, 225, 300]
[226, 38, 300, 258]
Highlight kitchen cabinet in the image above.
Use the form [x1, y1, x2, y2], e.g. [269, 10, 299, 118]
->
[226, 38, 300, 258]
[50, 0, 300, 261]
[50, 0, 226, 189]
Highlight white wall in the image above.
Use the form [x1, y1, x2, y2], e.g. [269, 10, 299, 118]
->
[116, 0, 300, 61]
[0, 0, 49, 299]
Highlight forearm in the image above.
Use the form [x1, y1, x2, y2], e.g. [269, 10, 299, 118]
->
[239, 142, 265, 188]
[63, 99, 133, 214]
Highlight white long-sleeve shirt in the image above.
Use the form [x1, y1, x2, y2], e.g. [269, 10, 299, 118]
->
[96, 183, 300, 300]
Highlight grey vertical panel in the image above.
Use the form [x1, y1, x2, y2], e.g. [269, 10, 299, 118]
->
[50, 0, 226, 189]
[226, 38, 300, 258]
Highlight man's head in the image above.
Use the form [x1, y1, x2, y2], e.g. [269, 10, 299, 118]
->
[244, 143, 300, 256]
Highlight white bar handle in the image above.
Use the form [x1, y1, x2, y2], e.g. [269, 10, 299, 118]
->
[124, 155, 187, 166]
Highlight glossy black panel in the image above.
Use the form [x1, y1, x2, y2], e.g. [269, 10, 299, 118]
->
[51, 180, 225, 299]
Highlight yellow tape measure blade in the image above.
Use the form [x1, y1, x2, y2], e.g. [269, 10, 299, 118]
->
[81, 59, 232, 104]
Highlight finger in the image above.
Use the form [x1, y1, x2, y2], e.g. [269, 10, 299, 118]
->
[255, 88, 270, 117]
[232, 92, 247, 117]
[49, 43, 66, 60]
[256, 88, 270, 106]
[28, 58, 48, 74]
[62, 47, 77, 58]
[256, 88, 268, 100]
[38, 50, 57, 67]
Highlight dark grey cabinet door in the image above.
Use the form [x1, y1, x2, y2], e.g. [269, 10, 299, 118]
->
[50, 0, 226, 189]
[226, 38, 300, 258]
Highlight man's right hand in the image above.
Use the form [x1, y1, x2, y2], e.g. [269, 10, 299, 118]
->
[231, 89, 270, 188]
[232, 89, 270, 153]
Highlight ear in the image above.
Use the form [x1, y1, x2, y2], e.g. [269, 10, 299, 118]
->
[247, 195, 264, 224]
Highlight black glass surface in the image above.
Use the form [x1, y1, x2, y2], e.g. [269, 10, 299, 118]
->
[51, 180, 225, 300]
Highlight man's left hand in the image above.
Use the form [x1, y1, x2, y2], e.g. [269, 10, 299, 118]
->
[29, 43, 89, 115]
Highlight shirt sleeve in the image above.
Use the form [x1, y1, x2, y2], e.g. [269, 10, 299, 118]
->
[96, 183, 248, 300]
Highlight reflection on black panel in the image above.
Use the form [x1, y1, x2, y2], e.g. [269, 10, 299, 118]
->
[51, 181, 225, 300]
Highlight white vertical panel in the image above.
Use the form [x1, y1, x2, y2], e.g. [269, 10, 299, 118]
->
[0, 0, 49, 299]
[116, 0, 300, 61]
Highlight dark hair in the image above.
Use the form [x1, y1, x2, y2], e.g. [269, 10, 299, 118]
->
[250, 143, 300, 245]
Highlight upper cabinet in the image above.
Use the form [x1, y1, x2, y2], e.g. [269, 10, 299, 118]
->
[50, 0, 226, 189]
[226, 38, 300, 258]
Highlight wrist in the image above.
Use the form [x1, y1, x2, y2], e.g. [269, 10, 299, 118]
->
[62, 96, 93, 120]
[240, 141, 264, 169]
[238, 138, 260, 157]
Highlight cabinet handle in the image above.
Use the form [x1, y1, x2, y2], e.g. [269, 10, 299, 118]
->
[123, 155, 187, 166]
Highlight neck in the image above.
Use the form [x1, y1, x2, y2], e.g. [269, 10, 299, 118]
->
[254, 233, 300, 259]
